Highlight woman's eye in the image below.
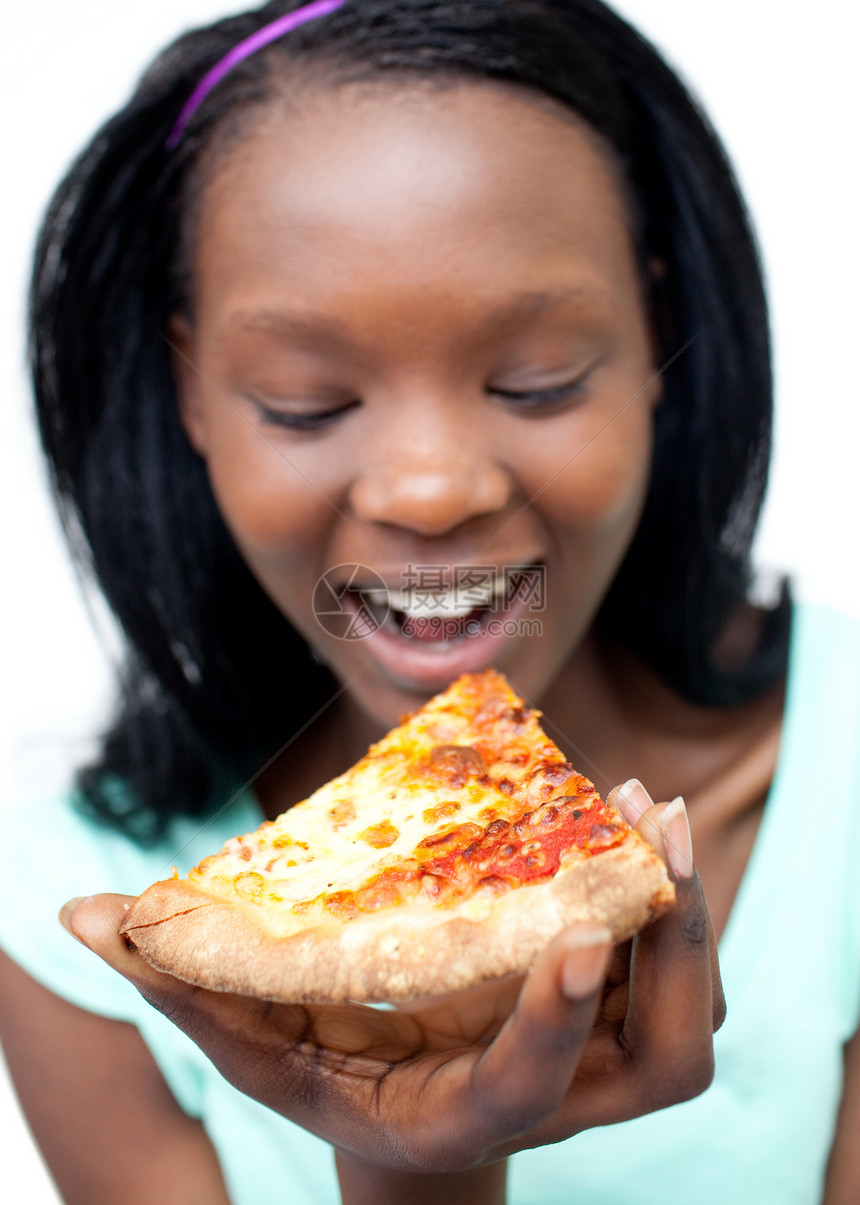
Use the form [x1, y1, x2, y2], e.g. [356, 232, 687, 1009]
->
[251, 397, 360, 432]
[489, 374, 590, 412]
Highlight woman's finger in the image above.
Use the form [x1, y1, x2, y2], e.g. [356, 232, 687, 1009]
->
[62, 894, 300, 1052]
[60, 893, 166, 986]
[632, 797, 722, 1026]
[610, 781, 698, 889]
[621, 802, 725, 1099]
[59, 894, 373, 1138]
[466, 925, 612, 1148]
[608, 778, 654, 828]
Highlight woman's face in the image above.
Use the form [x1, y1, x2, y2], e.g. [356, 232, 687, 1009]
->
[172, 81, 661, 729]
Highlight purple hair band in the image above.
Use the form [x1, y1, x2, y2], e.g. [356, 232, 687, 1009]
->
[167, 0, 346, 149]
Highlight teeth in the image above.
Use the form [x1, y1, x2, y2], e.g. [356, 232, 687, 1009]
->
[403, 598, 476, 620]
[364, 579, 509, 619]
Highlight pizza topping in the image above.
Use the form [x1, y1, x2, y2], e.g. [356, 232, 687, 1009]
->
[417, 872, 446, 898]
[323, 890, 359, 918]
[475, 874, 511, 895]
[415, 822, 484, 853]
[427, 743, 488, 786]
[179, 672, 634, 930]
[525, 762, 577, 804]
[305, 802, 628, 920]
[529, 802, 566, 830]
[301, 797, 628, 920]
[329, 800, 356, 828]
[542, 762, 576, 785]
[271, 834, 309, 851]
[121, 669, 676, 1004]
[419, 797, 625, 890]
[235, 872, 266, 899]
[356, 868, 415, 912]
[422, 801, 461, 824]
[587, 822, 624, 850]
[358, 820, 400, 848]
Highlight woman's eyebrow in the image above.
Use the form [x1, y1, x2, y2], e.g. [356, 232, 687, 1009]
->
[234, 309, 351, 344]
[231, 285, 610, 342]
[483, 285, 612, 326]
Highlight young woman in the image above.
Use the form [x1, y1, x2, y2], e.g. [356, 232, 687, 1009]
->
[1, 2, 858, 1202]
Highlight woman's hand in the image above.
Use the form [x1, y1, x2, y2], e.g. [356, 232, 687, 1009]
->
[60, 785, 723, 1183]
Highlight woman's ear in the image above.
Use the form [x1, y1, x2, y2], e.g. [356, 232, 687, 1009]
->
[167, 312, 208, 457]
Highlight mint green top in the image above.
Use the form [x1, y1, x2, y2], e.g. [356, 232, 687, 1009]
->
[2, 603, 858, 1204]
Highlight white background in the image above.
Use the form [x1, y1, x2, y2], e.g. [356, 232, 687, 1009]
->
[1, 2, 857, 1199]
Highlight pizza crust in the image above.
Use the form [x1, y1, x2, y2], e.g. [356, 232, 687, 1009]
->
[120, 839, 673, 1003]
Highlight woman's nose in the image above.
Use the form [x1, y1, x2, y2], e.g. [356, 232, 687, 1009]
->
[347, 403, 513, 537]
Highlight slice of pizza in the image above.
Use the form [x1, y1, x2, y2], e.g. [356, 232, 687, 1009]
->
[121, 669, 674, 1002]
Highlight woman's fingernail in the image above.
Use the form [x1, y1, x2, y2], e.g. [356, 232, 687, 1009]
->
[615, 778, 654, 826]
[561, 928, 612, 999]
[659, 796, 694, 879]
[58, 897, 88, 938]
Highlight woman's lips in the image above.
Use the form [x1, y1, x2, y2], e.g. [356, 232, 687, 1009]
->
[340, 570, 541, 690]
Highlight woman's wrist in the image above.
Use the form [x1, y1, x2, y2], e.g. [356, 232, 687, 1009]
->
[335, 1149, 507, 1205]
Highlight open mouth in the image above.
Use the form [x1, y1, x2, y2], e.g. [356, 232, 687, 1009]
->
[326, 563, 545, 689]
[352, 565, 543, 645]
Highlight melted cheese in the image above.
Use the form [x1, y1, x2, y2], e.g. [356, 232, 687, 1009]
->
[189, 670, 601, 934]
